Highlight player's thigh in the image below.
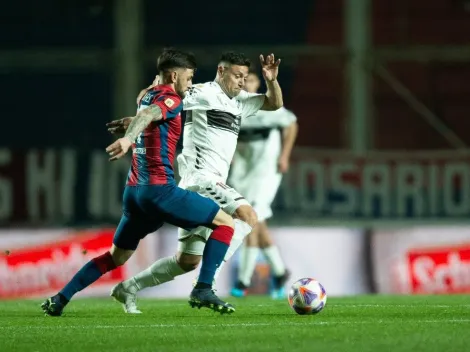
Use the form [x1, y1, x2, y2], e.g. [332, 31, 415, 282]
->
[113, 186, 159, 251]
[157, 186, 223, 230]
[193, 180, 251, 216]
[113, 213, 163, 251]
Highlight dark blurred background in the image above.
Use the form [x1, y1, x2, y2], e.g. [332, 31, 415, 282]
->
[1, 0, 470, 226]
[2, 0, 470, 151]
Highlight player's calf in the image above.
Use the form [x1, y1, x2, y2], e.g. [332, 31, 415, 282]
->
[114, 255, 190, 313]
[42, 247, 128, 316]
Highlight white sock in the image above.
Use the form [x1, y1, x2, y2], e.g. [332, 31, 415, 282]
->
[213, 219, 252, 281]
[237, 244, 247, 276]
[238, 246, 260, 287]
[122, 255, 185, 294]
[262, 245, 286, 277]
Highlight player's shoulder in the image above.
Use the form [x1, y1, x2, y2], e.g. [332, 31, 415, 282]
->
[151, 84, 182, 108]
[236, 90, 264, 102]
[185, 82, 218, 106]
[188, 81, 215, 95]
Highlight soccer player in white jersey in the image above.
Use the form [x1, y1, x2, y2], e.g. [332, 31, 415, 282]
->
[107, 52, 283, 313]
[228, 72, 298, 299]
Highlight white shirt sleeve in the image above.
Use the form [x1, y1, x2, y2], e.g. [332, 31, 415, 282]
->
[237, 91, 265, 118]
[276, 108, 297, 128]
[182, 84, 211, 111]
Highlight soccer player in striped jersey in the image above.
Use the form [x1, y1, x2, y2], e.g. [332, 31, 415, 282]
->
[106, 52, 284, 314]
[41, 48, 237, 316]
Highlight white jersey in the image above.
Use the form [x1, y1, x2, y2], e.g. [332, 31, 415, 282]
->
[240, 107, 296, 130]
[237, 107, 297, 149]
[179, 81, 265, 181]
[230, 108, 297, 221]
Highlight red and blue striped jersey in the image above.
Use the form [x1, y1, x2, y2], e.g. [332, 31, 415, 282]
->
[127, 84, 183, 185]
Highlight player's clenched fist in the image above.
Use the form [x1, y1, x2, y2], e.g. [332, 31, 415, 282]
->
[106, 137, 132, 161]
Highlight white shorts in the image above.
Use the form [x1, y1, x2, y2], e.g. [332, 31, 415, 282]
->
[229, 130, 282, 222]
[176, 156, 251, 254]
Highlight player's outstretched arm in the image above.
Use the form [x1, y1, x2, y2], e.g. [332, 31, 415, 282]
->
[125, 105, 163, 142]
[106, 117, 134, 135]
[105, 105, 163, 161]
[260, 54, 283, 111]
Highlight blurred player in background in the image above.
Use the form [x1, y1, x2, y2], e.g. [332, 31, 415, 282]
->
[107, 52, 284, 313]
[42, 48, 237, 316]
[229, 72, 298, 299]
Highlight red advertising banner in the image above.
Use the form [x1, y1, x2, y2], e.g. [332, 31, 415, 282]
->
[0, 229, 122, 299]
[372, 227, 470, 294]
[407, 243, 470, 294]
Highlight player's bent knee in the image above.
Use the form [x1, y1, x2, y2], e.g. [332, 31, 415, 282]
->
[176, 252, 202, 272]
[234, 205, 258, 229]
[110, 245, 134, 266]
[212, 209, 235, 229]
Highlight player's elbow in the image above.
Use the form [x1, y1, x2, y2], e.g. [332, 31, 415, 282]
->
[262, 97, 283, 111]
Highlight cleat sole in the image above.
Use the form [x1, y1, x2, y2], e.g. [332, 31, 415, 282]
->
[188, 298, 235, 314]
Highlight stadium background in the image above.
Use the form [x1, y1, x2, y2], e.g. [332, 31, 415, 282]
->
[1, 0, 470, 299]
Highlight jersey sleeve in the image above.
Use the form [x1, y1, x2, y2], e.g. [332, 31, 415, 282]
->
[182, 84, 211, 111]
[238, 91, 265, 118]
[152, 93, 183, 120]
[276, 108, 297, 128]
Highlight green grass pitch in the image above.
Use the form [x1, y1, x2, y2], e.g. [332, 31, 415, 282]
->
[1, 295, 470, 352]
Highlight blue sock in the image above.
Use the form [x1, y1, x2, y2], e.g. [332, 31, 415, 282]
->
[198, 238, 229, 286]
[197, 225, 234, 287]
[60, 252, 116, 301]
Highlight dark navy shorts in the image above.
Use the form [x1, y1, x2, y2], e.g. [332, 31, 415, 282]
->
[113, 183, 220, 250]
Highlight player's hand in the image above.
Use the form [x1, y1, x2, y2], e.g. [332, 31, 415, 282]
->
[136, 75, 160, 104]
[106, 117, 133, 135]
[106, 137, 132, 161]
[278, 155, 289, 173]
[260, 54, 281, 82]
[152, 75, 160, 86]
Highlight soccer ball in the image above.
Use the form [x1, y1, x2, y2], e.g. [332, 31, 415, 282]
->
[288, 278, 327, 315]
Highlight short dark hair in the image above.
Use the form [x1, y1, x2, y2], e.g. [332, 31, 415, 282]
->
[157, 48, 197, 73]
[219, 51, 251, 68]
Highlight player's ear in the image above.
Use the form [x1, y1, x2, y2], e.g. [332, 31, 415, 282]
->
[170, 71, 178, 83]
[217, 65, 225, 77]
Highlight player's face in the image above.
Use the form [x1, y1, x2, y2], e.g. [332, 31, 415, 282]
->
[244, 73, 260, 93]
[221, 65, 249, 97]
[174, 68, 194, 98]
